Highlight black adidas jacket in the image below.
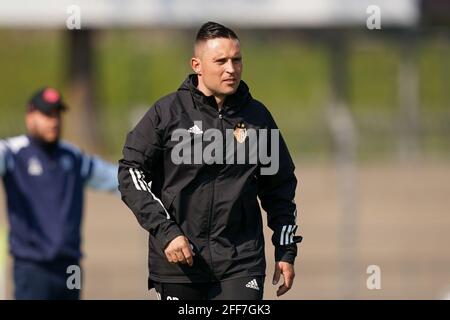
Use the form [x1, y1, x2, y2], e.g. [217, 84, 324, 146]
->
[118, 74, 302, 285]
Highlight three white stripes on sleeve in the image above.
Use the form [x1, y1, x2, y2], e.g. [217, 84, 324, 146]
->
[280, 224, 298, 245]
[129, 168, 170, 219]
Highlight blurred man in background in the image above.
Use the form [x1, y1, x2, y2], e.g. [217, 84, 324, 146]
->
[119, 22, 302, 300]
[0, 87, 118, 300]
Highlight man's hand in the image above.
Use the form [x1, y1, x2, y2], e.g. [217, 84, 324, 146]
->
[164, 235, 195, 267]
[272, 261, 295, 297]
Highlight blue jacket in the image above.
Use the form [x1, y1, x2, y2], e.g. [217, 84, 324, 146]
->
[0, 135, 118, 262]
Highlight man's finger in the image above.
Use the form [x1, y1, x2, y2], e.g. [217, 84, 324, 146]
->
[181, 246, 194, 267]
[175, 250, 187, 264]
[165, 251, 175, 264]
[272, 263, 281, 285]
[188, 242, 196, 256]
[276, 271, 294, 296]
[277, 283, 290, 296]
[284, 271, 294, 289]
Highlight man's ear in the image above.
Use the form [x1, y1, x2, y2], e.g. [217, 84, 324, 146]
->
[25, 112, 34, 132]
[191, 57, 201, 75]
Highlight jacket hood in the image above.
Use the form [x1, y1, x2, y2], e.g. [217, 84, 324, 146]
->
[178, 74, 251, 113]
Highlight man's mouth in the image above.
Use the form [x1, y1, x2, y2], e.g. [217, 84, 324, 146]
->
[223, 78, 237, 84]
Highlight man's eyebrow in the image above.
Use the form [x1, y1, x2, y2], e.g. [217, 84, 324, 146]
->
[213, 53, 242, 61]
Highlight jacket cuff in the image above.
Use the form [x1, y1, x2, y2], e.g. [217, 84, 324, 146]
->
[275, 243, 298, 264]
[158, 223, 184, 250]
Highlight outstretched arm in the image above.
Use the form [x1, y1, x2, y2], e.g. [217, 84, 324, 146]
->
[85, 156, 119, 192]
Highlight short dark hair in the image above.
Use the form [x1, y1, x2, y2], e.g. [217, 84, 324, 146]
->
[195, 21, 239, 43]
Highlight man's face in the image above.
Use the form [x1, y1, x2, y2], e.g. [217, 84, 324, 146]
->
[192, 37, 242, 98]
[25, 109, 62, 143]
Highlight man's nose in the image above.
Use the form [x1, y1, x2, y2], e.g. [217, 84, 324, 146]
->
[48, 116, 61, 126]
[224, 60, 235, 74]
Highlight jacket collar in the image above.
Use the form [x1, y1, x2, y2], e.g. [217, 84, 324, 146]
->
[178, 74, 251, 115]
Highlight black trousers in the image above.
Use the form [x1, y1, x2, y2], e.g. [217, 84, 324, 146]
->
[153, 276, 265, 300]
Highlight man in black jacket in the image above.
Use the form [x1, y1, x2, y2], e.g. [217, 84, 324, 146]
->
[118, 21, 302, 300]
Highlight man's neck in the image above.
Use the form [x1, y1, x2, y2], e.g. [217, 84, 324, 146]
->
[27, 133, 59, 153]
[196, 79, 225, 110]
[215, 96, 225, 110]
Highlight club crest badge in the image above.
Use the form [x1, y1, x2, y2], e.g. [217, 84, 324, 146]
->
[28, 157, 43, 176]
[233, 122, 247, 144]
